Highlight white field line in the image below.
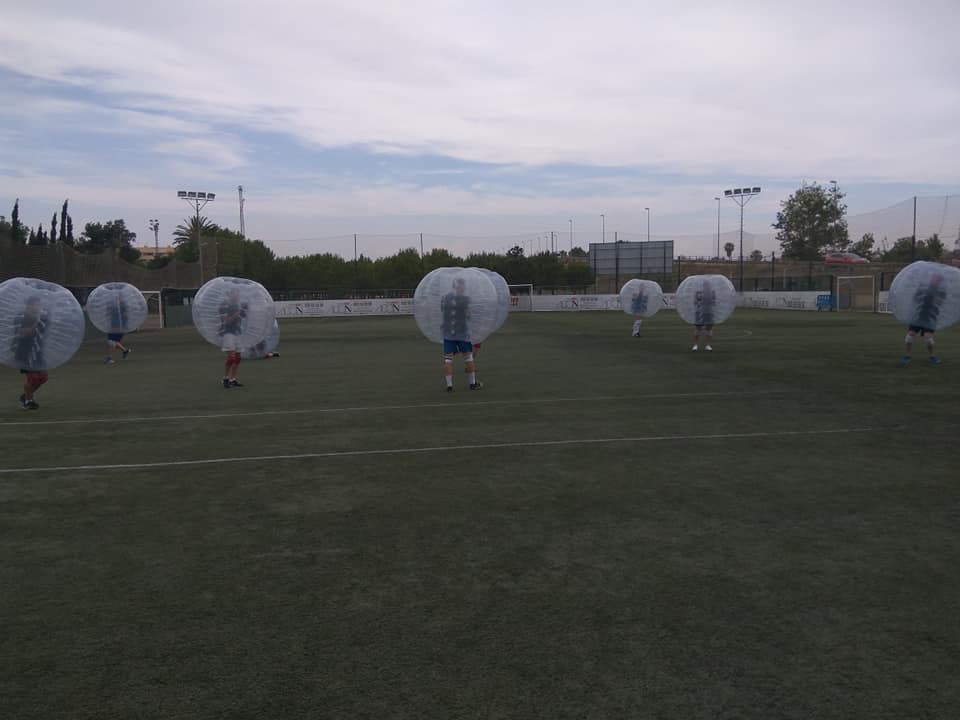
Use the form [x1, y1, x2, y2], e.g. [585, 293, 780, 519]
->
[0, 390, 786, 428]
[0, 426, 877, 474]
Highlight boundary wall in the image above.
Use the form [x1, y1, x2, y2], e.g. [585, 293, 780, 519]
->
[275, 291, 830, 318]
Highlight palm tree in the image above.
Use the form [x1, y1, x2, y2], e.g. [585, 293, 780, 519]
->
[173, 215, 217, 246]
[724, 241, 735, 260]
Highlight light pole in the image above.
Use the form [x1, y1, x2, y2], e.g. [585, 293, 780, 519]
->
[148, 219, 159, 257]
[644, 207, 650, 243]
[177, 190, 216, 280]
[722, 186, 761, 292]
[568, 219, 573, 251]
[601, 213, 605, 244]
[713, 197, 721, 259]
[238, 185, 246, 239]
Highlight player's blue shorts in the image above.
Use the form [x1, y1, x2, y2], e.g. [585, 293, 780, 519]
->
[107, 333, 124, 342]
[443, 339, 473, 354]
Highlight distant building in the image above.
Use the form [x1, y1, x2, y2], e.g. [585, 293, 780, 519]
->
[137, 245, 176, 261]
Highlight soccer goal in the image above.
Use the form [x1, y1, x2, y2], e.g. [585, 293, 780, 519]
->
[835, 275, 875, 312]
[508, 284, 534, 312]
[141, 291, 163, 329]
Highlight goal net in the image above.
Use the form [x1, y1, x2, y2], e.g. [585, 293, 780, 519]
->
[835, 275, 875, 312]
[141, 291, 163, 329]
[508, 284, 534, 311]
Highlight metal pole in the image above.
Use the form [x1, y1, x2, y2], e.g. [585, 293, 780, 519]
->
[771, 251, 776, 290]
[715, 197, 721, 259]
[645, 207, 650, 242]
[739, 201, 744, 292]
[911, 195, 917, 261]
[614, 231, 619, 291]
[601, 214, 605, 245]
[196, 200, 204, 281]
[569, 219, 573, 251]
[354, 233, 358, 262]
[238, 185, 246, 239]
[420, 232, 424, 258]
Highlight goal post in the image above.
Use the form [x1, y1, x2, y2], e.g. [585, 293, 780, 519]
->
[835, 275, 876, 312]
[508, 284, 534, 311]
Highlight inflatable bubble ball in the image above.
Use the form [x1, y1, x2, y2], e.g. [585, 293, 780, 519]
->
[86, 282, 148, 335]
[192, 276, 276, 350]
[888, 261, 960, 332]
[477, 268, 511, 330]
[0, 277, 86, 371]
[675, 275, 737, 326]
[414, 267, 500, 344]
[619, 279, 664, 318]
[242, 319, 281, 360]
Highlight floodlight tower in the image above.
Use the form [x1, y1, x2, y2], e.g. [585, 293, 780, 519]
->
[722, 186, 761, 291]
[148, 219, 159, 256]
[178, 190, 216, 280]
[238, 185, 246, 239]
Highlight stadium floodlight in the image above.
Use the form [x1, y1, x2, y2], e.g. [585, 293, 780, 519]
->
[178, 189, 216, 280]
[722, 186, 762, 291]
[148, 219, 159, 255]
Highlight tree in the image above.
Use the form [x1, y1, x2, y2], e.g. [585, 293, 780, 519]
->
[58, 199, 73, 246]
[569, 246, 588, 257]
[173, 215, 217, 263]
[879, 234, 944, 263]
[50, 213, 57, 243]
[723, 242, 735, 260]
[849, 232, 876, 260]
[77, 219, 139, 261]
[773, 183, 849, 260]
[925, 233, 944, 260]
[29, 223, 49, 246]
[0, 215, 10, 242]
[506, 245, 525, 257]
[10, 198, 25, 244]
[750, 249, 764, 262]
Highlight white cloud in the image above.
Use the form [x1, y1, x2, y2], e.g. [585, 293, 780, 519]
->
[0, 0, 958, 257]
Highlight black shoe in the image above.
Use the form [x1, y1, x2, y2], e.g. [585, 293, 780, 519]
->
[25, 399, 39, 410]
[122, 348, 131, 359]
[446, 386, 454, 393]
[469, 383, 480, 390]
[223, 378, 231, 389]
[229, 379, 244, 387]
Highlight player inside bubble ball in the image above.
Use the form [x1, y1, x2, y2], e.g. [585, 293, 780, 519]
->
[441, 276, 479, 392]
[692, 279, 717, 352]
[104, 296, 131, 365]
[903, 272, 946, 365]
[630, 285, 650, 337]
[219, 287, 248, 387]
[13, 296, 49, 410]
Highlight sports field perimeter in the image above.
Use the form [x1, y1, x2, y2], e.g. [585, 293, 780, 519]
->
[2, 310, 958, 719]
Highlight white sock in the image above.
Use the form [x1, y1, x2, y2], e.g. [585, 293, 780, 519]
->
[445, 375, 453, 388]
[632, 320, 641, 334]
[468, 372, 476, 384]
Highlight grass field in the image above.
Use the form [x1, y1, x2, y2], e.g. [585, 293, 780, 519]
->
[2, 309, 958, 719]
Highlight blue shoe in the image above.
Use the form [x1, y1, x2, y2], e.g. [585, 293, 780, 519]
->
[901, 355, 911, 365]
[929, 356, 942, 365]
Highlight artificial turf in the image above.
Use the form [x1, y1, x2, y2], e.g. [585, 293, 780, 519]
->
[1, 309, 957, 719]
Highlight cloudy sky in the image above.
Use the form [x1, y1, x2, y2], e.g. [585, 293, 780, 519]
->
[1, 0, 958, 259]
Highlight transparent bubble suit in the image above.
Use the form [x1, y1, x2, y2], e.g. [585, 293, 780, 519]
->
[192, 276, 276, 349]
[414, 267, 500, 344]
[619, 279, 664, 317]
[86, 282, 148, 334]
[675, 275, 737, 325]
[0, 277, 86, 370]
[889, 261, 960, 331]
